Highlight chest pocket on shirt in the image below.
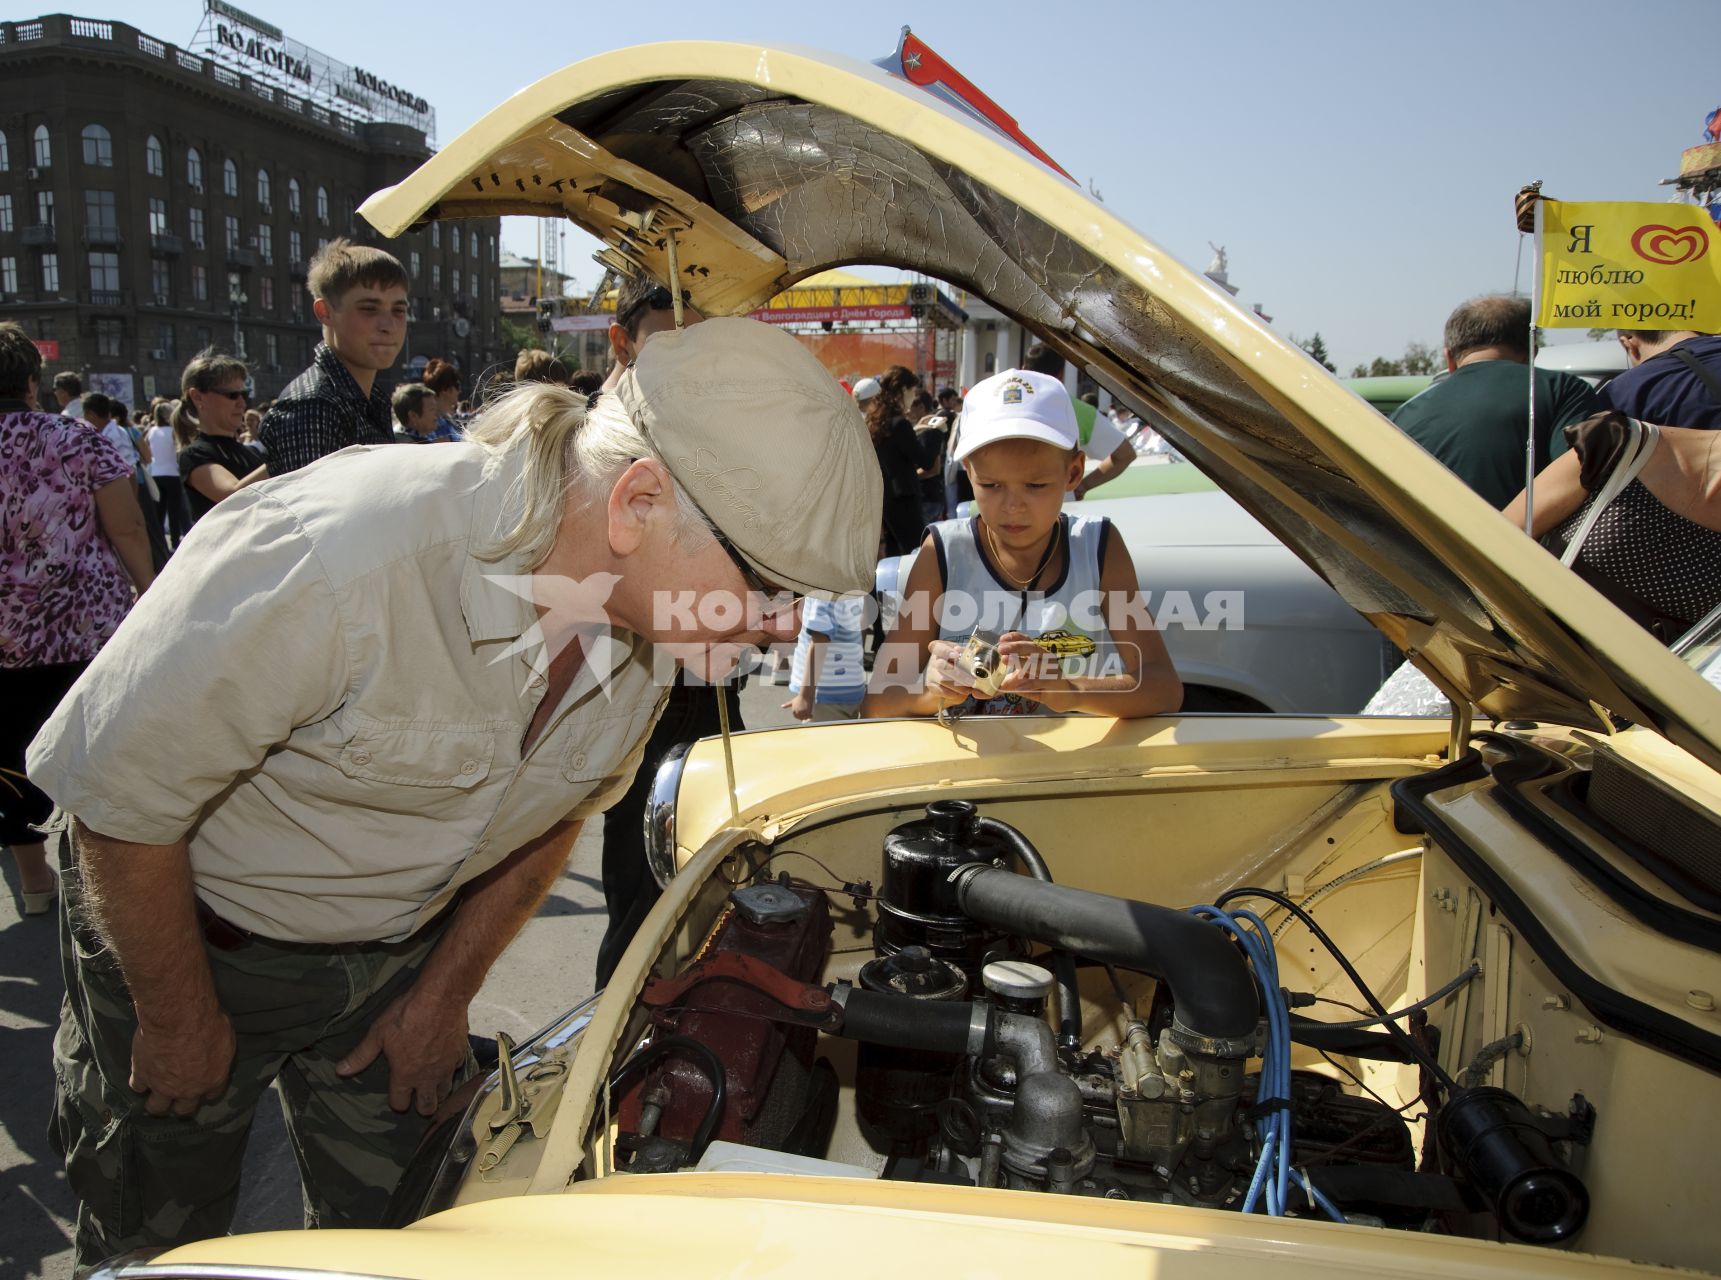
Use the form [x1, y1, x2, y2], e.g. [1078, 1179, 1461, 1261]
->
[338, 716, 497, 789]
[559, 699, 660, 784]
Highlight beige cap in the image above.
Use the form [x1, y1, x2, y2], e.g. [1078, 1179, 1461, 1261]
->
[614, 316, 883, 598]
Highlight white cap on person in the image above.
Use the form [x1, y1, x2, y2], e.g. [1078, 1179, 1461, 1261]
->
[851, 376, 882, 402]
[614, 317, 884, 598]
[950, 368, 1080, 462]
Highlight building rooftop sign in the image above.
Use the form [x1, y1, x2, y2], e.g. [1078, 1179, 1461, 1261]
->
[192, 0, 436, 140]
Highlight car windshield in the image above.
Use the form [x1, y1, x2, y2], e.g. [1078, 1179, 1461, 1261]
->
[1674, 602, 1721, 694]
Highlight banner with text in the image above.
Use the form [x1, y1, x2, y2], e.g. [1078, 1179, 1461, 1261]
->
[1538, 199, 1721, 331]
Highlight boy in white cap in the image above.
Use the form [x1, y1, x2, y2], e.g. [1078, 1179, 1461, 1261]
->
[863, 368, 1181, 719]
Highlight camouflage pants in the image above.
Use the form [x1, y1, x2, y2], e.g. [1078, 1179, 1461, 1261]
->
[49, 829, 477, 1270]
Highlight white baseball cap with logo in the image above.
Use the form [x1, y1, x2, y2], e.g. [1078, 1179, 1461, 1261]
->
[950, 368, 1081, 462]
[615, 316, 883, 598]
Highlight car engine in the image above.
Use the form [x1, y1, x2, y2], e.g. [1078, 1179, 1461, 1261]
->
[611, 799, 1591, 1239]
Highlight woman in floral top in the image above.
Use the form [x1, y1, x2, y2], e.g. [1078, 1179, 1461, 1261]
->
[0, 323, 154, 913]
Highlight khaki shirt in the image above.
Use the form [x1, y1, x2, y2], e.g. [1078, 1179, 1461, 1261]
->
[29, 442, 666, 943]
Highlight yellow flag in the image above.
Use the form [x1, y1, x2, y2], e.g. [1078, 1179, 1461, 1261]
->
[1538, 200, 1721, 330]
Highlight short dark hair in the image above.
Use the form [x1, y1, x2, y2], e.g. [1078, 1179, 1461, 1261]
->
[614, 276, 689, 338]
[568, 368, 603, 397]
[307, 236, 409, 307]
[391, 382, 434, 426]
[1626, 328, 1667, 344]
[422, 357, 460, 395]
[1444, 295, 1531, 362]
[1022, 344, 1064, 377]
[938, 385, 959, 401]
[53, 370, 82, 396]
[0, 322, 43, 398]
[82, 391, 113, 420]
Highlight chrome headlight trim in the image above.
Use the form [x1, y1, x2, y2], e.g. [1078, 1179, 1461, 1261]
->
[645, 740, 693, 889]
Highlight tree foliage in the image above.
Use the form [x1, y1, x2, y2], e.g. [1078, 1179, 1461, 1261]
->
[1348, 340, 1439, 379]
[1294, 332, 1337, 372]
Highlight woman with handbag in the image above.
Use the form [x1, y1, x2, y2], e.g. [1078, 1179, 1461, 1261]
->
[1504, 410, 1721, 642]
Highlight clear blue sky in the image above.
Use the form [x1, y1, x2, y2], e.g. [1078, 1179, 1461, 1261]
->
[114, 0, 1719, 370]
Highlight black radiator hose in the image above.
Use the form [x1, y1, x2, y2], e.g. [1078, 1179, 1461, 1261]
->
[973, 817, 1085, 1054]
[951, 865, 1260, 1041]
[834, 987, 985, 1055]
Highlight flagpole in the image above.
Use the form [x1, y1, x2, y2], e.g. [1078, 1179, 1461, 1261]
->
[1524, 201, 1543, 536]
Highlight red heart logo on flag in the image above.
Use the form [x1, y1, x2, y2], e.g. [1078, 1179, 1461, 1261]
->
[1631, 223, 1709, 265]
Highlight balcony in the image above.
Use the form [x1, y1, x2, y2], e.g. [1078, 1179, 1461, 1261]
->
[22, 224, 58, 247]
[225, 246, 257, 269]
[151, 232, 185, 257]
[81, 224, 123, 248]
[81, 289, 129, 307]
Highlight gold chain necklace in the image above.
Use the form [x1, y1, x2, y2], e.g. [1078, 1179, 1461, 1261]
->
[983, 518, 1061, 589]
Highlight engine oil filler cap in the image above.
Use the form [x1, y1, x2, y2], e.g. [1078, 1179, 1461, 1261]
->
[983, 959, 1055, 1003]
[730, 882, 810, 927]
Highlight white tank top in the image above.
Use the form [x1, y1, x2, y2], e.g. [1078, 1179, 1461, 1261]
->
[929, 513, 1117, 716]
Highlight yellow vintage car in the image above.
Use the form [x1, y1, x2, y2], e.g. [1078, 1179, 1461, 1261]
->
[103, 38, 1721, 1280]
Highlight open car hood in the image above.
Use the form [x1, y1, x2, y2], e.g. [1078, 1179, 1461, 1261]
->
[360, 41, 1721, 768]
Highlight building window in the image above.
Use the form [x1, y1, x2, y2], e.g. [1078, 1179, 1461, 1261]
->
[187, 146, 203, 190]
[1, 257, 16, 296]
[451, 226, 461, 255]
[145, 134, 164, 177]
[225, 214, 240, 253]
[257, 225, 273, 264]
[287, 178, 301, 218]
[432, 264, 440, 291]
[289, 287, 304, 322]
[84, 190, 118, 234]
[470, 233, 478, 260]
[0, 194, 11, 234]
[33, 125, 52, 168]
[88, 251, 120, 294]
[157, 323, 176, 362]
[317, 237, 329, 255]
[192, 263, 208, 301]
[81, 124, 113, 168]
[96, 317, 122, 358]
[151, 257, 170, 301]
[410, 250, 420, 278]
[452, 269, 461, 297]
[265, 332, 278, 368]
[315, 186, 329, 224]
[42, 254, 59, 292]
[491, 235, 498, 263]
[36, 190, 55, 229]
[195, 325, 211, 351]
[257, 169, 271, 211]
[189, 207, 206, 248]
[0, 130, 9, 172]
[431, 222, 440, 249]
[259, 275, 274, 311]
[222, 158, 238, 198]
[148, 196, 168, 238]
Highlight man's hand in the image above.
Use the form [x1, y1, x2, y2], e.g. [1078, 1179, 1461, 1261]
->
[130, 1004, 236, 1117]
[336, 985, 470, 1115]
[783, 688, 815, 720]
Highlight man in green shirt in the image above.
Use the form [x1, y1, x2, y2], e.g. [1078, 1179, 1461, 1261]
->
[1391, 294, 1599, 510]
